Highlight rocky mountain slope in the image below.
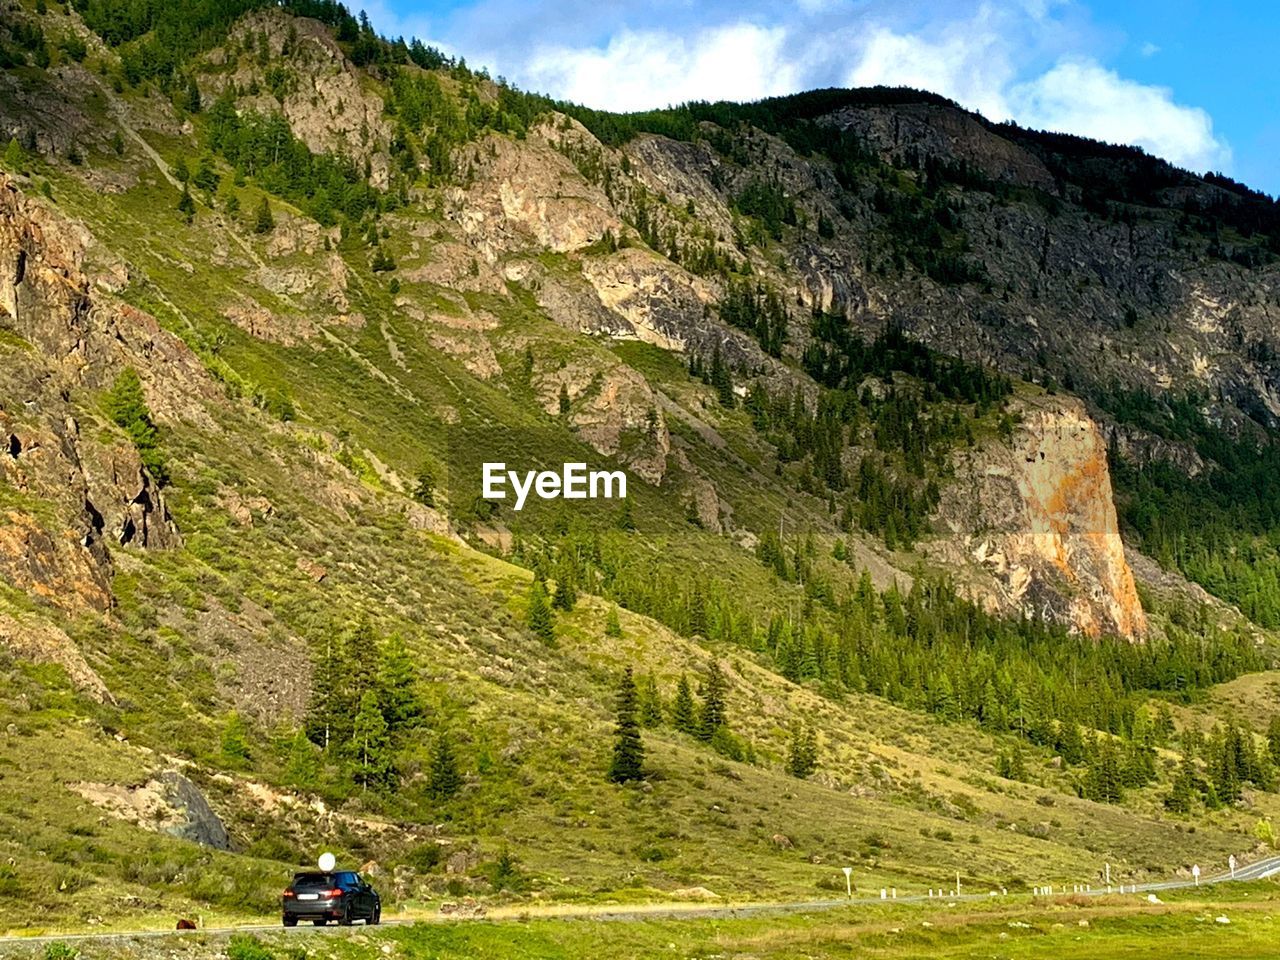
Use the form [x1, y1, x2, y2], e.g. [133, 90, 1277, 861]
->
[0, 0, 1278, 934]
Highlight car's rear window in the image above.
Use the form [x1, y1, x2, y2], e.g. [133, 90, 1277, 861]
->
[291, 873, 334, 889]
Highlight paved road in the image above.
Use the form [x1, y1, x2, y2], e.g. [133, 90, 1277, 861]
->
[3, 855, 1279, 951]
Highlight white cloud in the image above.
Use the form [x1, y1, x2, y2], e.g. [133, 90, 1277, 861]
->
[523, 23, 800, 112]
[840, 15, 1230, 173]
[1139, 40, 1160, 57]
[1010, 59, 1230, 171]
[845, 22, 1016, 119]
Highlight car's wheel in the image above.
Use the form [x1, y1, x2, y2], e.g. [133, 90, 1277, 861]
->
[370, 904, 381, 925]
[283, 916, 298, 928]
[339, 905, 353, 926]
[312, 918, 326, 926]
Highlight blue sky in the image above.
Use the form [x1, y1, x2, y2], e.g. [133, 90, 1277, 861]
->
[360, 0, 1279, 196]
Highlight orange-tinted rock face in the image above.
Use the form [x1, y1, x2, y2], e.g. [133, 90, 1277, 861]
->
[0, 176, 184, 615]
[933, 395, 1147, 639]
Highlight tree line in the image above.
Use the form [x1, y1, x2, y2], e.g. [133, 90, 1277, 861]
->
[512, 524, 1264, 797]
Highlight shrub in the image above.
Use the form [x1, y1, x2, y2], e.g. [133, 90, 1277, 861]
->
[227, 935, 273, 960]
[405, 842, 443, 872]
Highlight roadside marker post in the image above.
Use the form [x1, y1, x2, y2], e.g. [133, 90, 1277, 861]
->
[1192, 865, 1201, 886]
[842, 866, 852, 899]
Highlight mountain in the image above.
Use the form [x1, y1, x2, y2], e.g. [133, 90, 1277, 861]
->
[1, 0, 1279, 940]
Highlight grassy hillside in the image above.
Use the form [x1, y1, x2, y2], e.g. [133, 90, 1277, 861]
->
[1, 0, 1280, 942]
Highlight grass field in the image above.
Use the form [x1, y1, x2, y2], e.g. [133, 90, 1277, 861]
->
[7, 884, 1280, 959]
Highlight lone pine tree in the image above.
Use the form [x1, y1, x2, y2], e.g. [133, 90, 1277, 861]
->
[427, 731, 462, 800]
[672, 673, 697, 734]
[697, 660, 728, 741]
[527, 578, 555, 643]
[604, 604, 623, 638]
[785, 722, 818, 779]
[253, 196, 274, 233]
[608, 667, 645, 783]
[105, 367, 166, 482]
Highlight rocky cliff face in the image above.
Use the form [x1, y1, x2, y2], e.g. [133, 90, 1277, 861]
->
[0, 176, 183, 615]
[933, 394, 1147, 638]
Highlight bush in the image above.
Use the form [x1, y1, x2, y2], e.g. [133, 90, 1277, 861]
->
[405, 842, 443, 872]
[0, 864, 21, 897]
[227, 935, 273, 960]
[710, 726, 751, 763]
[481, 848, 525, 892]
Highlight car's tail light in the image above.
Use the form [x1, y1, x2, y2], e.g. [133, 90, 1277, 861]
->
[327, 888, 344, 898]
[283, 890, 295, 898]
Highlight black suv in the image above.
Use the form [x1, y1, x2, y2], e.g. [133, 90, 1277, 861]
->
[282, 870, 381, 927]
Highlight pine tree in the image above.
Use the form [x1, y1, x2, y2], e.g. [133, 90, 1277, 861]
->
[184, 75, 202, 114]
[672, 674, 696, 734]
[785, 723, 818, 778]
[177, 184, 195, 224]
[426, 731, 461, 800]
[1215, 726, 1243, 803]
[1164, 754, 1197, 814]
[552, 558, 577, 611]
[412, 462, 436, 506]
[607, 668, 644, 783]
[306, 633, 345, 750]
[637, 673, 663, 727]
[615, 497, 635, 531]
[697, 661, 727, 742]
[1056, 720, 1086, 765]
[557, 382, 571, 416]
[1084, 738, 1124, 803]
[193, 154, 219, 194]
[377, 634, 423, 730]
[285, 728, 320, 788]
[220, 712, 250, 764]
[2, 137, 22, 172]
[343, 620, 379, 720]
[104, 367, 165, 482]
[687, 584, 707, 637]
[305, 621, 376, 752]
[351, 691, 391, 788]
[997, 745, 1027, 781]
[1267, 715, 1280, 767]
[709, 345, 735, 408]
[604, 604, 623, 638]
[253, 196, 274, 234]
[527, 578, 555, 643]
